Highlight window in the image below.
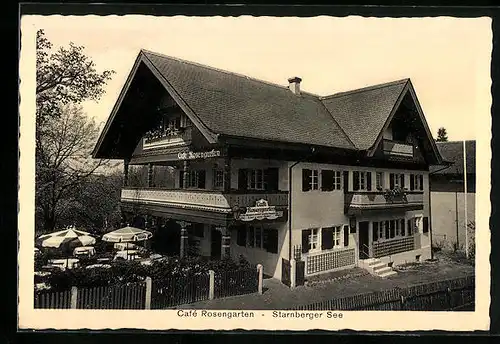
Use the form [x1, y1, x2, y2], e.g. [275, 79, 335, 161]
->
[213, 169, 224, 189]
[376, 172, 384, 190]
[248, 226, 255, 247]
[410, 174, 424, 191]
[255, 227, 262, 248]
[163, 116, 182, 134]
[333, 226, 342, 247]
[353, 171, 372, 191]
[373, 218, 409, 241]
[238, 168, 278, 191]
[187, 170, 206, 189]
[247, 169, 265, 190]
[413, 216, 423, 233]
[321, 170, 342, 191]
[302, 169, 319, 191]
[389, 173, 405, 189]
[243, 225, 276, 252]
[309, 228, 320, 251]
[236, 225, 246, 246]
[263, 229, 279, 254]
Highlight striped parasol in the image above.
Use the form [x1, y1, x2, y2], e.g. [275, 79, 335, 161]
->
[102, 226, 153, 243]
[36, 226, 96, 250]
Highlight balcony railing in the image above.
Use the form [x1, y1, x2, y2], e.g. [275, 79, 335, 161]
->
[382, 139, 414, 158]
[121, 187, 288, 214]
[372, 236, 415, 258]
[345, 191, 424, 214]
[142, 127, 192, 150]
[305, 247, 356, 275]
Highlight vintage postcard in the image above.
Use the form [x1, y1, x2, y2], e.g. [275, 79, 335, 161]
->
[18, 13, 491, 331]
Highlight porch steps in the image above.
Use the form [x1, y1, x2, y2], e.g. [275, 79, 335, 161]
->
[362, 258, 397, 278]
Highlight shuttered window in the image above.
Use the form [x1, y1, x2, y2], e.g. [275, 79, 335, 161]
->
[236, 225, 246, 246]
[263, 229, 279, 254]
[302, 229, 311, 253]
[302, 169, 318, 191]
[423, 217, 429, 233]
[353, 171, 370, 191]
[321, 227, 334, 250]
[343, 225, 349, 247]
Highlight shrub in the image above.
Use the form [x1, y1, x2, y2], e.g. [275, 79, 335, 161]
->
[44, 255, 252, 292]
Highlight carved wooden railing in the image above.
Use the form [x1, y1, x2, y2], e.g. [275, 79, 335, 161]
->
[121, 188, 288, 213]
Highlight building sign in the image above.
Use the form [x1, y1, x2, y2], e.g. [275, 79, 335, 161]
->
[238, 199, 284, 222]
[177, 149, 221, 160]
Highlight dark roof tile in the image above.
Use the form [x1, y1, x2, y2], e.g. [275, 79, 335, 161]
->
[430, 140, 476, 174]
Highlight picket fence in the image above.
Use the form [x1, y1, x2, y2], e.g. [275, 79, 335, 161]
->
[34, 265, 263, 310]
[289, 275, 475, 311]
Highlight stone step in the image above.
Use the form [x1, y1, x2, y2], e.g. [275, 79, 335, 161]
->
[371, 262, 388, 271]
[378, 270, 398, 278]
[367, 259, 383, 266]
[374, 266, 392, 275]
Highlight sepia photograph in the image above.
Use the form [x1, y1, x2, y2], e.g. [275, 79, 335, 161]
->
[18, 12, 491, 331]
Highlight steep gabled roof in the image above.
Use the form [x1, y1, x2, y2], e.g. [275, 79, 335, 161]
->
[93, 50, 441, 161]
[320, 79, 408, 150]
[141, 50, 355, 150]
[430, 140, 476, 175]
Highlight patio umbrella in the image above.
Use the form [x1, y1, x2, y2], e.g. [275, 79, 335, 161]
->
[102, 226, 153, 243]
[36, 227, 96, 250]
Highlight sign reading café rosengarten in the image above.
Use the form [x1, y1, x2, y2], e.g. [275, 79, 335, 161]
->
[177, 149, 221, 160]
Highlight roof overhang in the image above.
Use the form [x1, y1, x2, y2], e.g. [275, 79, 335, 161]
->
[366, 80, 443, 165]
[92, 51, 218, 160]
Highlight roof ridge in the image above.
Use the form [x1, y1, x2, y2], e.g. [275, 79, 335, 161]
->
[317, 99, 357, 149]
[436, 140, 476, 144]
[141, 49, 321, 97]
[319, 78, 410, 100]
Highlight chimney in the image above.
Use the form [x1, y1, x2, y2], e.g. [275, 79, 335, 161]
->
[288, 76, 302, 95]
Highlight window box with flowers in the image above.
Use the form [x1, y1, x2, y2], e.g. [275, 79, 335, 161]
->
[383, 186, 408, 203]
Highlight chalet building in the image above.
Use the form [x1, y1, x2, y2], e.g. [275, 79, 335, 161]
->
[430, 141, 476, 251]
[92, 50, 443, 283]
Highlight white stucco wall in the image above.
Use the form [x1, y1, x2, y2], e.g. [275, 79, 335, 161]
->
[431, 191, 476, 251]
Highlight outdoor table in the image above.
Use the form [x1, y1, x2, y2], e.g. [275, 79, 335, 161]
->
[86, 264, 112, 269]
[73, 246, 96, 257]
[114, 242, 137, 251]
[114, 250, 140, 261]
[48, 258, 80, 270]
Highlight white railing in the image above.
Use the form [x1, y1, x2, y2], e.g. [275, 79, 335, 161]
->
[121, 188, 288, 213]
[142, 127, 192, 150]
[305, 247, 356, 275]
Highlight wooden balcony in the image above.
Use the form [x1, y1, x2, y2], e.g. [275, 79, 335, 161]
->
[142, 127, 192, 150]
[382, 139, 414, 158]
[344, 191, 424, 215]
[121, 187, 288, 215]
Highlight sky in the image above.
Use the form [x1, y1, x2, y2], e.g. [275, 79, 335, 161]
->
[24, 15, 492, 141]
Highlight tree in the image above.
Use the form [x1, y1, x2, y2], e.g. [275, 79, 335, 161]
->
[35, 30, 117, 234]
[35, 104, 115, 233]
[436, 127, 448, 142]
[36, 29, 115, 124]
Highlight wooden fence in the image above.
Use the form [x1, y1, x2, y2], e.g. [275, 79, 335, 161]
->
[289, 275, 475, 311]
[151, 273, 210, 309]
[214, 268, 259, 298]
[77, 283, 146, 309]
[34, 266, 262, 309]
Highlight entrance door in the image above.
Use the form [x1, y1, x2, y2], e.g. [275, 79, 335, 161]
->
[359, 221, 370, 259]
[210, 226, 222, 259]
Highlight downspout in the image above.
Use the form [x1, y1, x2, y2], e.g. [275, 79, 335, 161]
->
[288, 147, 316, 261]
[288, 160, 301, 261]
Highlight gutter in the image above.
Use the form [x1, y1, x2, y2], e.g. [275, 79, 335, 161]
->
[288, 147, 316, 261]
